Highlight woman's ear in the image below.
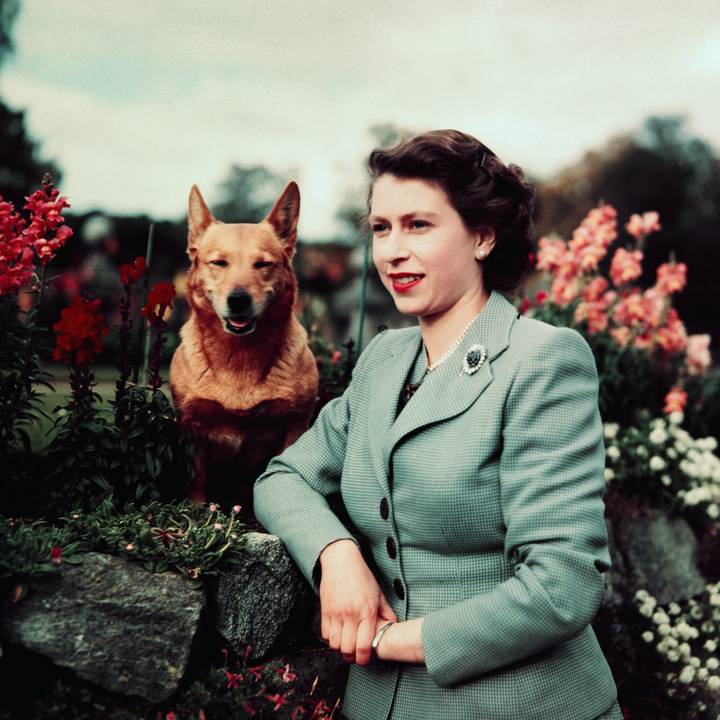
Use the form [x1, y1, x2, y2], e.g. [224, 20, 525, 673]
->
[475, 228, 496, 260]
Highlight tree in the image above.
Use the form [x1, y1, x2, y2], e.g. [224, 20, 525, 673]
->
[211, 164, 286, 224]
[0, 0, 63, 207]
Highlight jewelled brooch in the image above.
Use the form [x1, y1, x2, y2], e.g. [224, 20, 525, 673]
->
[461, 343, 487, 375]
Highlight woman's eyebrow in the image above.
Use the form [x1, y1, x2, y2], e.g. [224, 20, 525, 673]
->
[368, 211, 440, 222]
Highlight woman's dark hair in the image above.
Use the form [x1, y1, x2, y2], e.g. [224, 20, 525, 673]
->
[366, 129, 537, 298]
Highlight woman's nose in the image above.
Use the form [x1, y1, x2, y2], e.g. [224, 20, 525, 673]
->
[377, 228, 410, 263]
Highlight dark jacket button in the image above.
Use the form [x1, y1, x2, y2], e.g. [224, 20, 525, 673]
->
[393, 578, 405, 600]
[386, 536, 397, 559]
[380, 497, 389, 519]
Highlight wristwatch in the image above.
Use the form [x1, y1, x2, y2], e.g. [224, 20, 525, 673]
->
[371, 621, 394, 658]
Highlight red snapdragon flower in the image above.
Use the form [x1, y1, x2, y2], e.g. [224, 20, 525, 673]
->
[23, 180, 74, 266]
[141, 281, 176, 327]
[118, 256, 147, 286]
[50, 546, 62, 565]
[52, 296, 109, 365]
[0, 177, 73, 295]
[0, 199, 34, 295]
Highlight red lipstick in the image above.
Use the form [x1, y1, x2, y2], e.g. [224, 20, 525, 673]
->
[390, 274, 424, 292]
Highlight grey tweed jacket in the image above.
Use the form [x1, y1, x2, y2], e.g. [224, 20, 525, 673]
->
[253, 289, 620, 720]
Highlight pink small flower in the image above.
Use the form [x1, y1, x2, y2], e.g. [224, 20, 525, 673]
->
[226, 670, 244, 688]
[232, 504, 242, 514]
[265, 692, 289, 711]
[278, 662, 297, 683]
[534, 289, 548, 305]
[213, 522, 222, 531]
[126, 543, 135, 552]
[246, 664, 265, 680]
[331, 350, 342, 365]
[209, 503, 218, 513]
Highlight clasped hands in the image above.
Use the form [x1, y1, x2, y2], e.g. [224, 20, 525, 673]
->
[318, 539, 425, 666]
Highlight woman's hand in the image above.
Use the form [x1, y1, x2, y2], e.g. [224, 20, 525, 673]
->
[319, 539, 398, 666]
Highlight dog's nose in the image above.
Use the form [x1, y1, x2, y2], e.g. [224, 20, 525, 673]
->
[227, 289, 253, 315]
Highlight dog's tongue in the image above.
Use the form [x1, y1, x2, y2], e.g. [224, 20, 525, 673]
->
[228, 318, 251, 328]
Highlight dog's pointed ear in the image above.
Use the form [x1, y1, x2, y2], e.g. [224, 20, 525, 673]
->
[188, 185, 215, 259]
[265, 181, 300, 259]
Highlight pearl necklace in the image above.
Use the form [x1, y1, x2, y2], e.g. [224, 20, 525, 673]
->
[398, 306, 485, 415]
[425, 307, 485, 372]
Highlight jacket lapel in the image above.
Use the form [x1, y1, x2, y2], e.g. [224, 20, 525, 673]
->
[366, 289, 520, 496]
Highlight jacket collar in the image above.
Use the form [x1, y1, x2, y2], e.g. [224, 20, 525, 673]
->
[366, 288, 520, 495]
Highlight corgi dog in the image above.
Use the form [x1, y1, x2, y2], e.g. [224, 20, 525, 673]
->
[169, 181, 319, 511]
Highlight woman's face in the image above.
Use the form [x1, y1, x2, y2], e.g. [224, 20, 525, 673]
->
[369, 173, 494, 321]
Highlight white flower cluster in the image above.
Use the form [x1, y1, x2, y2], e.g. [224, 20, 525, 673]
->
[604, 417, 720, 519]
[634, 585, 720, 698]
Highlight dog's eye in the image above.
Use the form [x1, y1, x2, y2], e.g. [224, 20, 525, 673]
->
[209, 259, 228, 267]
[254, 261, 274, 269]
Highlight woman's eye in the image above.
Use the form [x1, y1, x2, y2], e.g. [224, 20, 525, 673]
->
[254, 260, 274, 269]
[209, 259, 228, 267]
[410, 220, 429, 229]
[371, 223, 387, 233]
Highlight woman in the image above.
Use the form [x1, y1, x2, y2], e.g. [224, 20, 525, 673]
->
[253, 129, 623, 720]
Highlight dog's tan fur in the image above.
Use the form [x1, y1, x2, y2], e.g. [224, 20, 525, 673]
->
[169, 181, 318, 508]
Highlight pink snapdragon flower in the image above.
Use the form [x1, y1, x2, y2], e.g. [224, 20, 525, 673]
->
[685, 334, 711, 376]
[655, 261, 687, 296]
[625, 211, 661, 241]
[663, 386, 687, 414]
[610, 247, 643, 287]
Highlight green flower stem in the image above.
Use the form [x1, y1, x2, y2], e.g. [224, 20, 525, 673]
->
[37, 263, 48, 308]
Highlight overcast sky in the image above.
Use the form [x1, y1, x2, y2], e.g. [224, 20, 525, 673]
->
[1, 0, 719, 240]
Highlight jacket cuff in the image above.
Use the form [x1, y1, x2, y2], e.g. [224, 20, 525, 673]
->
[256, 497, 360, 596]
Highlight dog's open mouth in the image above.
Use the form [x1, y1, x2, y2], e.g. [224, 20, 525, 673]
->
[224, 315, 258, 336]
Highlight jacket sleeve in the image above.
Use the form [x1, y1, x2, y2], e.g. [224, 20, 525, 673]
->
[253, 330, 386, 596]
[420, 326, 611, 687]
